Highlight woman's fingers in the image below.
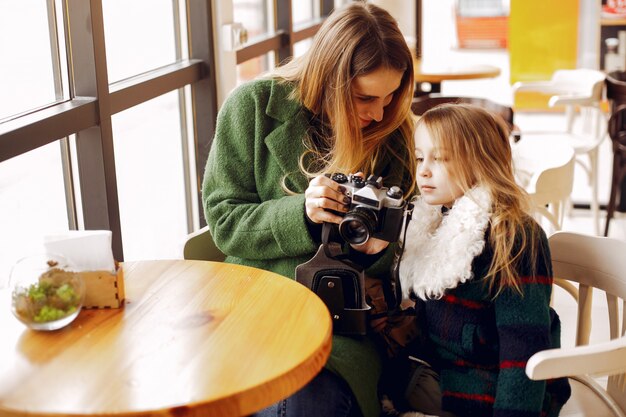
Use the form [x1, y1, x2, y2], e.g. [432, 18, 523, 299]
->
[305, 174, 352, 224]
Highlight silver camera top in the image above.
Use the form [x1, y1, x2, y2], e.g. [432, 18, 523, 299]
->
[332, 173, 403, 210]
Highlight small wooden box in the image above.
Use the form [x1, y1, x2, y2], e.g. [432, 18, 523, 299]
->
[81, 266, 125, 309]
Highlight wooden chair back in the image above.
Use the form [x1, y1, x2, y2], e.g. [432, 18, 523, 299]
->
[526, 232, 626, 416]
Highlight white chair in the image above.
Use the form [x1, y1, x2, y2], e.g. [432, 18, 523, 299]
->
[512, 69, 607, 235]
[512, 136, 576, 234]
[526, 231, 626, 417]
[183, 225, 226, 262]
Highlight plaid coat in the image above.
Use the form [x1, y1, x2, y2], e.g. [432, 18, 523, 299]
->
[414, 223, 571, 417]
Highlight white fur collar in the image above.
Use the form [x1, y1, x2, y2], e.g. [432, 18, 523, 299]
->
[400, 187, 492, 300]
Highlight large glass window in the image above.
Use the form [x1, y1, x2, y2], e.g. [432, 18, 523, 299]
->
[293, 0, 318, 25]
[0, 1, 68, 120]
[233, 0, 334, 86]
[1, 0, 330, 271]
[0, 144, 69, 285]
[237, 53, 274, 84]
[294, 39, 313, 58]
[0, 1, 215, 266]
[233, 0, 272, 39]
[112, 91, 188, 261]
[102, 0, 181, 83]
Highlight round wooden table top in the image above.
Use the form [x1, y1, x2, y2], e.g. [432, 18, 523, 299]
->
[413, 58, 501, 83]
[0, 260, 332, 417]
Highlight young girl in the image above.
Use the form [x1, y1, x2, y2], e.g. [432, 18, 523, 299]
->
[399, 104, 571, 417]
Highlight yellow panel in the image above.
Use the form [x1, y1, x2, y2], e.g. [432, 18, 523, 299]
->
[510, 0, 579, 110]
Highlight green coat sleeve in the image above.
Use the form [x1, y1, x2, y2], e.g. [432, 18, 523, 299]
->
[201, 82, 317, 261]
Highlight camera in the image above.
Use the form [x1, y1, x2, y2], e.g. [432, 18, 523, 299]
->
[331, 173, 407, 245]
[296, 174, 412, 335]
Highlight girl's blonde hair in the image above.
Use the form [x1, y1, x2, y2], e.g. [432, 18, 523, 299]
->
[272, 2, 416, 195]
[416, 103, 541, 296]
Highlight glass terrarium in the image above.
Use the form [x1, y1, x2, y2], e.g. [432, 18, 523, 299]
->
[10, 254, 85, 331]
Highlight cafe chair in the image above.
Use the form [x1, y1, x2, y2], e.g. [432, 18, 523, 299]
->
[605, 104, 626, 237]
[411, 94, 520, 141]
[511, 69, 607, 235]
[526, 231, 626, 417]
[512, 136, 576, 234]
[183, 225, 226, 262]
[604, 89, 626, 237]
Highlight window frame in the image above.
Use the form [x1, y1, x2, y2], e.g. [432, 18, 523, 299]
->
[0, 0, 217, 261]
[235, 0, 334, 65]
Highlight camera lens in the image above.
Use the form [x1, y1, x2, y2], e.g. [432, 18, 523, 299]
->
[339, 207, 378, 245]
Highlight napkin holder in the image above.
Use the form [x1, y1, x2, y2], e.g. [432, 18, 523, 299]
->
[81, 263, 125, 309]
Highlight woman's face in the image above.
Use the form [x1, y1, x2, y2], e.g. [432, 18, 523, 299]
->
[351, 66, 403, 128]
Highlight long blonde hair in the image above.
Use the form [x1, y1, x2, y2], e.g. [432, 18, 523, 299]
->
[416, 103, 541, 296]
[272, 2, 416, 194]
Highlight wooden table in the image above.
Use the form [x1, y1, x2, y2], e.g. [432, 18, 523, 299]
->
[0, 260, 332, 417]
[413, 58, 501, 95]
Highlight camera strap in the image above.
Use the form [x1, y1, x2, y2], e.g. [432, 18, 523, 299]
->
[389, 201, 415, 310]
[320, 222, 346, 258]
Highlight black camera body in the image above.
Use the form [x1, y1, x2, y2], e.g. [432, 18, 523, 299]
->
[332, 173, 407, 245]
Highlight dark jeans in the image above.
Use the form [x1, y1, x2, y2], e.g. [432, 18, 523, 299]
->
[251, 369, 361, 417]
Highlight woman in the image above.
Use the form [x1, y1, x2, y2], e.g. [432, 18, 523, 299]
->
[201, 3, 416, 417]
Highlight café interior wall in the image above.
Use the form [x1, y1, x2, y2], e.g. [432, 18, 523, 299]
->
[510, 0, 586, 109]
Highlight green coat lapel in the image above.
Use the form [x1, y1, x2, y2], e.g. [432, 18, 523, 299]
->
[264, 81, 310, 192]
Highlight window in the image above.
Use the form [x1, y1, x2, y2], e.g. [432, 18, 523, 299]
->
[233, 0, 335, 84]
[102, 0, 183, 83]
[112, 91, 190, 261]
[0, 1, 69, 120]
[0, 0, 331, 281]
[293, 0, 318, 25]
[0, 143, 69, 286]
[237, 53, 275, 84]
[0, 0, 216, 280]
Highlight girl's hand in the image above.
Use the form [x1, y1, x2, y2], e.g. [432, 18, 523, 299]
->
[305, 174, 351, 224]
[350, 237, 389, 255]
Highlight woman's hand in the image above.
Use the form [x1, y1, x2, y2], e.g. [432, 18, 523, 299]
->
[350, 237, 389, 255]
[305, 174, 351, 224]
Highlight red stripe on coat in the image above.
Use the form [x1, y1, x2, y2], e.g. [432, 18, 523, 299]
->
[443, 390, 496, 404]
[500, 360, 527, 369]
[442, 294, 486, 309]
[454, 359, 498, 370]
[519, 275, 552, 285]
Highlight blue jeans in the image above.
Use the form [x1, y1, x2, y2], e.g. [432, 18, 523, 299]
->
[251, 369, 361, 417]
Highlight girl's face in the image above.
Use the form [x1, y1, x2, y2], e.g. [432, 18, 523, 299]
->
[351, 66, 403, 128]
[414, 124, 464, 208]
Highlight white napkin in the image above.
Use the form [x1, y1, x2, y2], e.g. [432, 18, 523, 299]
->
[43, 230, 116, 273]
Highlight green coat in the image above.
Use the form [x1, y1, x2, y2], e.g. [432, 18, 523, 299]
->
[202, 78, 411, 417]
